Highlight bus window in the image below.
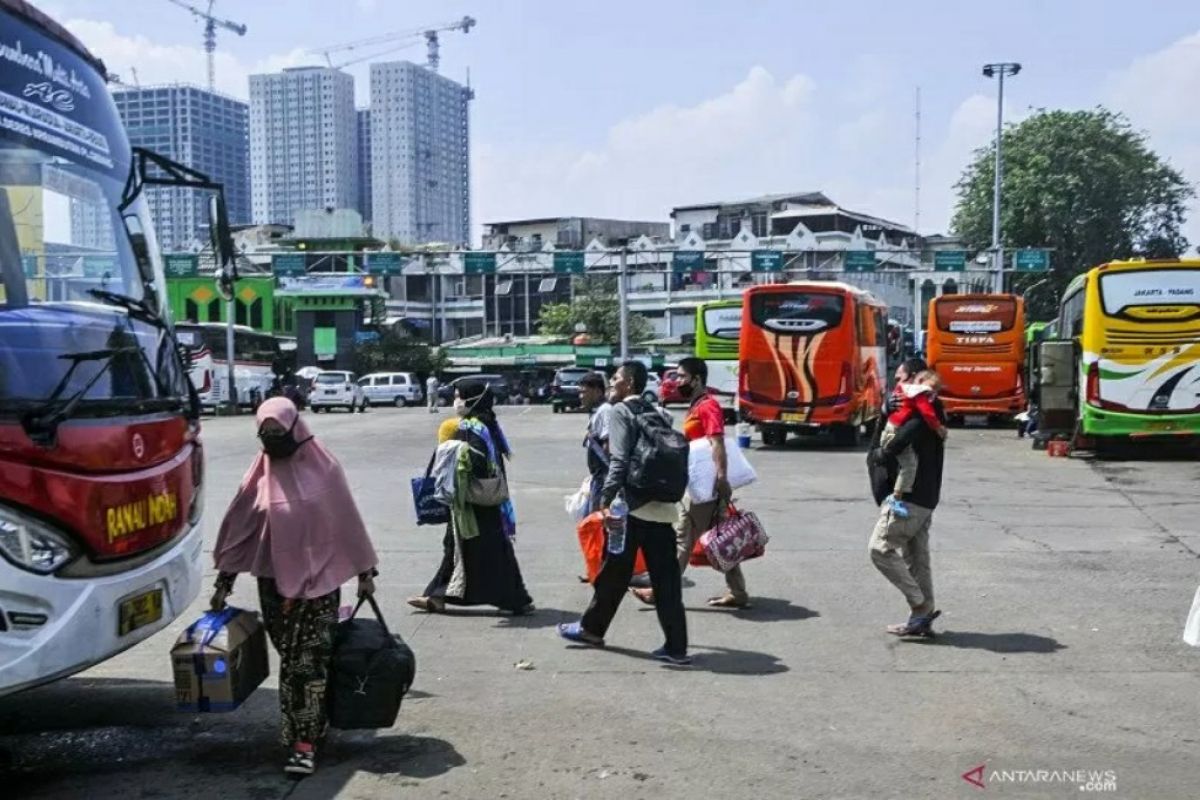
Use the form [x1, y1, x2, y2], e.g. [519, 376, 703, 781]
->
[750, 292, 845, 333]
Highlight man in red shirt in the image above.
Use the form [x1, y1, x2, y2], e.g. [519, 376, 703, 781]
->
[632, 357, 750, 608]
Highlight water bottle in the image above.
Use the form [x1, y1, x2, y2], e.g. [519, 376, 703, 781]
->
[607, 496, 628, 555]
[888, 496, 910, 519]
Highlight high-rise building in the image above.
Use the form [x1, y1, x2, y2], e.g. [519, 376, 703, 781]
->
[112, 85, 250, 251]
[356, 108, 371, 224]
[249, 67, 358, 226]
[369, 61, 470, 246]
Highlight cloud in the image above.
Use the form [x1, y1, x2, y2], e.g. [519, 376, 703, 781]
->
[63, 17, 313, 100]
[1107, 29, 1200, 247]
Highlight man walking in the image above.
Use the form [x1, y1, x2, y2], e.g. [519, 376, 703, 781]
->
[867, 364, 946, 637]
[426, 374, 440, 414]
[578, 372, 612, 514]
[558, 361, 690, 665]
[631, 356, 750, 609]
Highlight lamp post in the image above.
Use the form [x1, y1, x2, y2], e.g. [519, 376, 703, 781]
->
[982, 62, 1021, 293]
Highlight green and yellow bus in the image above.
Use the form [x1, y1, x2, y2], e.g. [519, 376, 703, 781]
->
[1058, 258, 1200, 442]
[695, 299, 742, 420]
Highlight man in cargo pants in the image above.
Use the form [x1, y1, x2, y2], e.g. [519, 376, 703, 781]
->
[867, 367, 945, 638]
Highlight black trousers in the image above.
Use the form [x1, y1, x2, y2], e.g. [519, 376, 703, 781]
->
[581, 515, 688, 656]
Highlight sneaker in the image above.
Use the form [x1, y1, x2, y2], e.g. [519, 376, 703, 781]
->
[651, 646, 693, 666]
[284, 743, 316, 776]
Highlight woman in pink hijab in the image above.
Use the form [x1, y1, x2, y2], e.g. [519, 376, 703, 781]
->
[210, 397, 378, 777]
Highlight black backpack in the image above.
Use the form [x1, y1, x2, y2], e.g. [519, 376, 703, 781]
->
[328, 595, 416, 730]
[625, 398, 690, 503]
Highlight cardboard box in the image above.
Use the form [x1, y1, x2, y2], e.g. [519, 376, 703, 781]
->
[171, 607, 269, 712]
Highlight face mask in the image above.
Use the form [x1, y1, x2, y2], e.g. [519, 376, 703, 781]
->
[258, 416, 309, 459]
[676, 379, 696, 400]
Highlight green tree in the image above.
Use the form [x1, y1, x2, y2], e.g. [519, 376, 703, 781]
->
[536, 276, 655, 344]
[951, 108, 1194, 318]
[352, 328, 448, 378]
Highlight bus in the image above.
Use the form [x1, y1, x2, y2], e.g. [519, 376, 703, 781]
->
[175, 322, 281, 409]
[694, 299, 741, 422]
[1055, 258, 1200, 444]
[925, 294, 1027, 423]
[0, 0, 226, 696]
[739, 281, 888, 446]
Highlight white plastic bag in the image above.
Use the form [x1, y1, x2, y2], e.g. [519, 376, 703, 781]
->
[1184, 586, 1200, 646]
[687, 436, 757, 503]
[564, 477, 591, 523]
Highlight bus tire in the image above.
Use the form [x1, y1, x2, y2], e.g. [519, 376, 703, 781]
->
[831, 424, 859, 448]
[762, 426, 787, 447]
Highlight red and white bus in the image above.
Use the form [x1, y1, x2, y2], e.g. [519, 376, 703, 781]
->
[175, 322, 280, 410]
[0, 0, 229, 696]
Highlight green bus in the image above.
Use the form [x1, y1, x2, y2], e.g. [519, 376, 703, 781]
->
[695, 299, 742, 420]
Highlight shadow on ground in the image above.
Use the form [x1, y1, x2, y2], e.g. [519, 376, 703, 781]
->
[0, 677, 463, 799]
[565, 642, 789, 676]
[690, 596, 821, 623]
[915, 630, 1068, 654]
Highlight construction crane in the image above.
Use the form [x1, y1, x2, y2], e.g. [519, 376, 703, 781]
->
[165, 0, 247, 91]
[312, 16, 475, 73]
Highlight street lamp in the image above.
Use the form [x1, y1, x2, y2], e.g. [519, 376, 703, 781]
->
[982, 61, 1021, 292]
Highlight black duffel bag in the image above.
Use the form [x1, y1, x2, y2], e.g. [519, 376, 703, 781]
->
[328, 594, 416, 730]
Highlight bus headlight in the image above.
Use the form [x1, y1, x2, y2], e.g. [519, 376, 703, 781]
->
[0, 504, 77, 575]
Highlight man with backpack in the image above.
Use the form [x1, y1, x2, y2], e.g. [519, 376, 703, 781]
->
[558, 360, 691, 665]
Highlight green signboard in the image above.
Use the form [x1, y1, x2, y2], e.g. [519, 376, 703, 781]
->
[672, 250, 706, 272]
[163, 253, 199, 278]
[933, 250, 967, 272]
[83, 255, 117, 278]
[1012, 249, 1050, 272]
[366, 252, 404, 276]
[751, 250, 784, 273]
[553, 251, 586, 274]
[843, 251, 876, 273]
[272, 253, 307, 277]
[21, 254, 37, 277]
[464, 252, 497, 274]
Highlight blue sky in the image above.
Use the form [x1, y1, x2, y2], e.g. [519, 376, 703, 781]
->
[44, 0, 1200, 246]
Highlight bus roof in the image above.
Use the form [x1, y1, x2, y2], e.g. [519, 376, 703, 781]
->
[748, 280, 885, 307]
[1065, 258, 1200, 298]
[1, 0, 108, 76]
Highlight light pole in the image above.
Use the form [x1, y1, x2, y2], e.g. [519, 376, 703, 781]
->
[982, 61, 1020, 293]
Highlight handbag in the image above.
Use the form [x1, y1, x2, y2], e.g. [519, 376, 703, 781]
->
[328, 594, 416, 730]
[697, 504, 769, 572]
[466, 468, 509, 506]
[411, 451, 450, 526]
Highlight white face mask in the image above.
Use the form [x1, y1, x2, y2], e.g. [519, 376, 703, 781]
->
[454, 398, 468, 416]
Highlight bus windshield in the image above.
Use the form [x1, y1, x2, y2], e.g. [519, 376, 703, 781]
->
[1099, 269, 1200, 321]
[702, 304, 742, 340]
[749, 292, 845, 334]
[935, 298, 1018, 333]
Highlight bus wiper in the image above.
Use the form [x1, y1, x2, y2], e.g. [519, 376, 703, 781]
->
[20, 347, 136, 447]
[87, 288, 166, 330]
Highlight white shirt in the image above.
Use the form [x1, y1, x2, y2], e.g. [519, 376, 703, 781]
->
[589, 401, 613, 442]
[426, 377, 438, 392]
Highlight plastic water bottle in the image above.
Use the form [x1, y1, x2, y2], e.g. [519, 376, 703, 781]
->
[607, 497, 628, 555]
[888, 496, 910, 519]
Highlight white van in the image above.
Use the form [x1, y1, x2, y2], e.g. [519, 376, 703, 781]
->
[360, 372, 424, 407]
[309, 371, 368, 413]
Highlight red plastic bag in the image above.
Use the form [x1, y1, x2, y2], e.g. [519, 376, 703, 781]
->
[577, 512, 648, 583]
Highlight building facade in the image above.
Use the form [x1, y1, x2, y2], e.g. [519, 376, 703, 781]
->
[369, 61, 471, 246]
[249, 67, 358, 226]
[481, 217, 670, 252]
[356, 108, 372, 225]
[112, 85, 250, 251]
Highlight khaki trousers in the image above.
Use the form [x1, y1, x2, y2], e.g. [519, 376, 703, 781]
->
[677, 496, 748, 600]
[868, 501, 934, 610]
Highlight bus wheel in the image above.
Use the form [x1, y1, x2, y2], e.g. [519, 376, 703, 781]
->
[762, 426, 787, 447]
[831, 424, 859, 448]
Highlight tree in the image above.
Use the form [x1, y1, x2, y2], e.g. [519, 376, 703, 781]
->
[352, 328, 448, 378]
[537, 276, 655, 344]
[951, 108, 1194, 318]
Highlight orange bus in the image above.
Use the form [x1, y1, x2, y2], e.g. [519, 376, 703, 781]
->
[926, 293, 1026, 422]
[739, 281, 888, 447]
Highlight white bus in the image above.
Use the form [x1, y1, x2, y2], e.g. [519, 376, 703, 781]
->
[175, 323, 281, 409]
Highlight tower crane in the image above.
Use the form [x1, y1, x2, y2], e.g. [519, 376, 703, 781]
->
[164, 0, 247, 91]
[312, 16, 475, 72]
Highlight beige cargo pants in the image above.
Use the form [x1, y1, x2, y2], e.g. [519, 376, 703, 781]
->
[677, 496, 748, 601]
[868, 500, 934, 610]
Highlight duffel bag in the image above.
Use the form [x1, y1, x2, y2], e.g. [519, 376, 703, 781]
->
[328, 595, 416, 730]
[698, 505, 769, 573]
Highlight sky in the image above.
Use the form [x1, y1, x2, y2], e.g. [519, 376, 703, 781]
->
[39, 0, 1200, 247]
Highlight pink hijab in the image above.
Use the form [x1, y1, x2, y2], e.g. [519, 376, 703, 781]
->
[214, 397, 378, 599]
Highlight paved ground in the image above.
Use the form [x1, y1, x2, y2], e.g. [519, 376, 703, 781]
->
[3, 405, 1200, 799]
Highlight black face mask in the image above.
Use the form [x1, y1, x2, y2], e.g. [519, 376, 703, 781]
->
[258, 416, 310, 459]
[676, 378, 696, 400]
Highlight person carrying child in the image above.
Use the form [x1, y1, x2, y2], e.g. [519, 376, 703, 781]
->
[879, 370, 946, 517]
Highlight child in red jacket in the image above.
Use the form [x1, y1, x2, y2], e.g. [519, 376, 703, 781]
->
[882, 371, 946, 507]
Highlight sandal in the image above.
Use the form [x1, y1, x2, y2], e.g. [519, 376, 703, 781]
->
[886, 609, 941, 638]
[629, 587, 655, 606]
[707, 594, 751, 609]
[406, 596, 445, 613]
[557, 621, 604, 647]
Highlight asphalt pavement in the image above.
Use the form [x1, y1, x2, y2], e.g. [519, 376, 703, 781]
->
[3, 405, 1200, 799]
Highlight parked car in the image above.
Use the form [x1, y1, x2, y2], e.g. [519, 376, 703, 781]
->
[360, 372, 424, 407]
[550, 367, 592, 413]
[659, 369, 684, 405]
[310, 370, 368, 413]
[643, 373, 662, 405]
[438, 374, 512, 406]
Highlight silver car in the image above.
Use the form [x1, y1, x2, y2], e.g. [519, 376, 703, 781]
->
[310, 371, 368, 413]
[360, 372, 424, 407]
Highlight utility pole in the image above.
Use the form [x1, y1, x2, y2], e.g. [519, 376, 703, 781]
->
[983, 62, 1021, 293]
[617, 248, 629, 360]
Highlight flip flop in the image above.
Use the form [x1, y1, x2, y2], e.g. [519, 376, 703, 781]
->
[707, 594, 752, 609]
[557, 621, 605, 647]
[406, 596, 445, 613]
[886, 609, 941, 637]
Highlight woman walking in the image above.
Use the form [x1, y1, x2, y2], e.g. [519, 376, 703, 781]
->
[210, 398, 378, 777]
[408, 379, 534, 615]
